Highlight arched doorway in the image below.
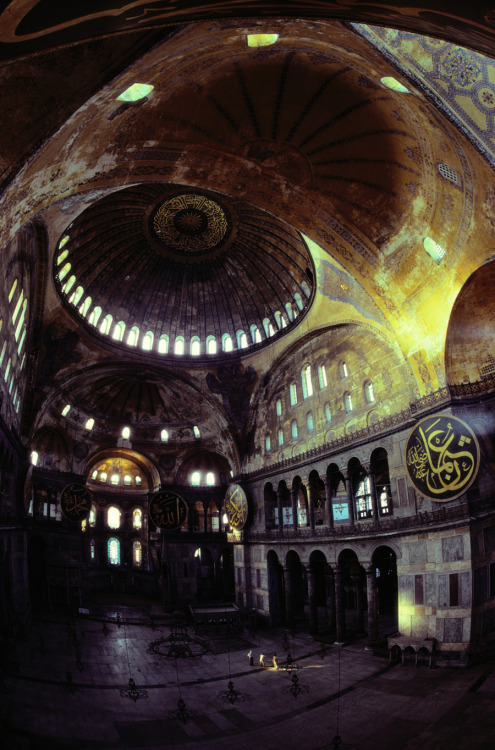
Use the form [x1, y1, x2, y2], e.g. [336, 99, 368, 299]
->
[338, 549, 366, 638]
[285, 549, 306, 627]
[372, 545, 398, 634]
[267, 550, 285, 625]
[308, 550, 330, 634]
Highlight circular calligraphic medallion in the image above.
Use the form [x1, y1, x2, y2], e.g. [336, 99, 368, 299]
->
[149, 491, 188, 530]
[152, 193, 230, 255]
[60, 483, 92, 522]
[405, 414, 480, 501]
[224, 483, 248, 530]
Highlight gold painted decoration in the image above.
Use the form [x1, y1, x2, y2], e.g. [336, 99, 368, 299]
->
[405, 414, 480, 501]
[224, 483, 248, 530]
[60, 483, 92, 522]
[149, 490, 188, 530]
[152, 193, 229, 254]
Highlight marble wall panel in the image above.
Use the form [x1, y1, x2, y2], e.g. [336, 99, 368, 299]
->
[409, 541, 426, 564]
[438, 574, 448, 606]
[460, 571, 471, 608]
[442, 536, 464, 562]
[444, 617, 463, 642]
[425, 572, 436, 605]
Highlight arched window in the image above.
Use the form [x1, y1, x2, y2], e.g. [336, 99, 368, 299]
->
[191, 470, 201, 486]
[108, 537, 120, 565]
[274, 311, 282, 329]
[285, 302, 293, 322]
[100, 314, 113, 336]
[110, 473, 119, 485]
[122, 426, 131, 440]
[275, 398, 282, 417]
[90, 539, 95, 560]
[294, 292, 304, 311]
[80, 296, 92, 317]
[262, 318, 271, 337]
[133, 508, 142, 530]
[4, 357, 11, 382]
[133, 540, 142, 567]
[250, 324, 261, 343]
[127, 325, 139, 346]
[63, 275, 76, 294]
[206, 335, 217, 354]
[142, 331, 154, 351]
[58, 262, 71, 281]
[344, 391, 353, 413]
[89, 306, 102, 327]
[89, 505, 96, 526]
[324, 402, 332, 423]
[206, 471, 215, 486]
[160, 428, 169, 442]
[0, 341, 6, 366]
[158, 334, 169, 354]
[302, 364, 313, 398]
[61, 403, 71, 417]
[100, 471, 107, 483]
[290, 382, 298, 406]
[278, 427, 284, 447]
[123, 474, 131, 485]
[135, 476, 142, 486]
[301, 279, 311, 297]
[307, 411, 314, 433]
[193, 425, 200, 438]
[222, 333, 233, 352]
[356, 476, 372, 520]
[8, 279, 17, 303]
[85, 418, 94, 431]
[71, 286, 84, 307]
[190, 336, 201, 356]
[112, 320, 125, 341]
[318, 365, 328, 389]
[57, 248, 69, 265]
[237, 330, 248, 349]
[31, 450, 39, 466]
[364, 380, 375, 403]
[174, 336, 185, 355]
[107, 506, 121, 529]
[265, 434, 271, 452]
[339, 360, 349, 379]
[291, 420, 298, 440]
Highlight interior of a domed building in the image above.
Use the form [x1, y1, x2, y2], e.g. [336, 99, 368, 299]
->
[2, 2, 495, 749]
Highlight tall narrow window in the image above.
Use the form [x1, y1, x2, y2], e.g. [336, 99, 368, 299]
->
[318, 365, 328, 389]
[290, 382, 298, 406]
[174, 336, 184, 355]
[265, 434, 271, 452]
[85, 418, 94, 431]
[222, 333, 233, 352]
[324, 402, 332, 423]
[206, 471, 215, 486]
[133, 508, 142, 530]
[142, 331, 154, 351]
[89, 306, 102, 327]
[193, 425, 200, 438]
[206, 335, 217, 354]
[80, 296, 92, 317]
[237, 330, 248, 349]
[302, 364, 313, 398]
[61, 404, 71, 417]
[108, 537, 120, 565]
[112, 321, 125, 341]
[58, 262, 71, 281]
[71, 286, 84, 307]
[364, 380, 375, 403]
[190, 336, 201, 356]
[307, 411, 314, 433]
[250, 324, 261, 343]
[276, 399, 282, 417]
[344, 392, 353, 413]
[291, 420, 298, 440]
[90, 539, 95, 561]
[191, 471, 201, 486]
[278, 428, 284, 447]
[107, 506, 121, 529]
[122, 426, 131, 439]
[285, 302, 293, 322]
[100, 314, 113, 336]
[127, 325, 139, 346]
[133, 540, 142, 567]
[339, 360, 349, 379]
[8, 279, 17, 303]
[356, 476, 372, 519]
[160, 429, 169, 442]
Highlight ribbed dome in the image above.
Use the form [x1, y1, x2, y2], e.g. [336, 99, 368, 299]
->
[54, 185, 314, 359]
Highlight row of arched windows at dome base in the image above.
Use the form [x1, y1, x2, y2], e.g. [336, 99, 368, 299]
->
[89, 538, 143, 567]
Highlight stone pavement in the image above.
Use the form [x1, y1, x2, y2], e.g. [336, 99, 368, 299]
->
[1, 610, 495, 750]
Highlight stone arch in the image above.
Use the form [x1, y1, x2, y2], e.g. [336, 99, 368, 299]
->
[372, 544, 398, 634]
[264, 481, 276, 530]
[308, 469, 325, 527]
[370, 446, 393, 517]
[327, 462, 349, 525]
[267, 549, 285, 625]
[338, 547, 367, 638]
[285, 549, 306, 627]
[308, 549, 331, 634]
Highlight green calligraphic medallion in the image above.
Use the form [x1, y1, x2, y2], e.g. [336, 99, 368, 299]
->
[149, 491, 188, 530]
[224, 483, 248, 530]
[405, 414, 480, 501]
[60, 483, 92, 522]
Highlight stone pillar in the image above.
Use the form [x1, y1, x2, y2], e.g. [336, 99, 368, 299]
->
[307, 566, 317, 634]
[326, 569, 336, 632]
[277, 487, 284, 536]
[308, 485, 316, 530]
[352, 572, 365, 634]
[203, 503, 208, 533]
[366, 565, 379, 645]
[345, 473, 355, 526]
[365, 463, 380, 525]
[335, 565, 346, 642]
[188, 502, 194, 534]
[284, 566, 295, 626]
[291, 487, 298, 530]
[324, 476, 334, 529]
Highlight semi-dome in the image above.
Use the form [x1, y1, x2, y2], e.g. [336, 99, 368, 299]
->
[54, 184, 314, 360]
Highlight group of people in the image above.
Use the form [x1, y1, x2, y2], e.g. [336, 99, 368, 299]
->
[248, 650, 278, 669]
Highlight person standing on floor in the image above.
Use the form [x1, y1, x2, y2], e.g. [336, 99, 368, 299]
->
[272, 653, 278, 669]
[260, 653, 265, 667]
[248, 649, 254, 666]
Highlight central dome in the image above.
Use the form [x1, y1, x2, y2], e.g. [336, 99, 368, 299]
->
[54, 184, 314, 360]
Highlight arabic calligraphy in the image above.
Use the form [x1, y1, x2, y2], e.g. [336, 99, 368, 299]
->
[60, 484, 92, 522]
[405, 415, 480, 501]
[149, 491, 187, 530]
[224, 484, 248, 530]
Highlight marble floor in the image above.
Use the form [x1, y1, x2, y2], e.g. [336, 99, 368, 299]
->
[1, 606, 495, 750]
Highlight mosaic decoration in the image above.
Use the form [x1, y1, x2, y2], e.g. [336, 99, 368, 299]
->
[152, 193, 229, 254]
[60, 483, 91, 522]
[405, 414, 480, 501]
[149, 491, 188, 530]
[355, 24, 495, 165]
[224, 483, 249, 530]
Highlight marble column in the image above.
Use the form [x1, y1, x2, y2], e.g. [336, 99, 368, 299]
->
[335, 565, 346, 642]
[308, 485, 316, 530]
[326, 570, 336, 632]
[203, 503, 208, 533]
[291, 487, 298, 530]
[284, 566, 295, 626]
[345, 473, 355, 526]
[365, 463, 380, 524]
[277, 487, 284, 536]
[307, 566, 317, 634]
[323, 476, 334, 528]
[366, 565, 379, 645]
[352, 572, 365, 633]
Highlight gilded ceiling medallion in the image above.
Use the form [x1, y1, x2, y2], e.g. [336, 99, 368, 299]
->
[152, 193, 229, 253]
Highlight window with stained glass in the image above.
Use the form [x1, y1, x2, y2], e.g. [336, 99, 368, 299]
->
[108, 537, 120, 565]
